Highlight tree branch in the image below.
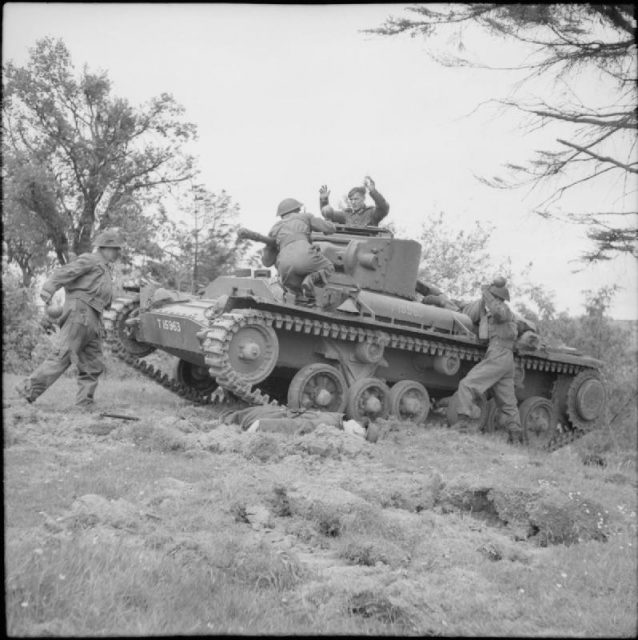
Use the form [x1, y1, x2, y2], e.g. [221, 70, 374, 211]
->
[556, 138, 638, 173]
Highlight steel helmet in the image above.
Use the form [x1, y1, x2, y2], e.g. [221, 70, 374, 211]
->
[276, 198, 303, 217]
[94, 229, 123, 249]
[489, 284, 510, 302]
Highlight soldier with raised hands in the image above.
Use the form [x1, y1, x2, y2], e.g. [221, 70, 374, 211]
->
[15, 229, 124, 409]
[319, 175, 390, 227]
[451, 277, 524, 443]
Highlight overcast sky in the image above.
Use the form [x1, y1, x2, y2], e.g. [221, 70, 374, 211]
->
[3, 2, 637, 319]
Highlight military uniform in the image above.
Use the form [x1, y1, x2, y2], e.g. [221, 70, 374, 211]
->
[320, 187, 389, 227]
[18, 246, 116, 407]
[455, 288, 521, 434]
[268, 212, 336, 293]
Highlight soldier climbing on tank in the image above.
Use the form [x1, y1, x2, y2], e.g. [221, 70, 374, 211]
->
[319, 176, 390, 227]
[450, 277, 524, 444]
[267, 198, 337, 297]
[15, 229, 124, 410]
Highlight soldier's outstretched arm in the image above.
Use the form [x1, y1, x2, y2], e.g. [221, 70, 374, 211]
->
[322, 206, 347, 223]
[319, 185, 330, 208]
[368, 188, 390, 225]
[41, 254, 96, 299]
[310, 216, 337, 234]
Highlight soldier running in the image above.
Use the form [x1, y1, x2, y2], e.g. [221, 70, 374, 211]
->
[319, 176, 390, 227]
[15, 229, 124, 409]
[267, 198, 336, 296]
[451, 278, 524, 443]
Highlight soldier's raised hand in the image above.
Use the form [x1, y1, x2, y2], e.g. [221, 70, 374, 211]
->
[319, 185, 330, 200]
[364, 176, 375, 192]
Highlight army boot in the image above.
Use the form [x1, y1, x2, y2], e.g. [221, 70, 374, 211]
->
[507, 423, 524, 445]
[299, 276, 316, 300]
[15, 379, 35, 404]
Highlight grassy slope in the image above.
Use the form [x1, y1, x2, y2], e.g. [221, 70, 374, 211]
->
[4, 362, 637, 637]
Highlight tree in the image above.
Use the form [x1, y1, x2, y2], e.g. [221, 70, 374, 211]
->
[173, 186, 247, 292]
[138, 186, 247, 293]
[2, 153, 52, 286]
[2, 37, 198, 270]
[370, 4, 637, 261]
[417, 211, 512, 300]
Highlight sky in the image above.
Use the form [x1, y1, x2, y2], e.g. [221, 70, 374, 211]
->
[3, 2, 637, 319]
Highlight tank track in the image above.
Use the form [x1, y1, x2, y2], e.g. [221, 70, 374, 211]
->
[103, 297, 230, 406]
[105, 296, 597, 451]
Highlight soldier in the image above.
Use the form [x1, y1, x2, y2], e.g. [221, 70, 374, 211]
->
[319, 175, 390, 227]
[451, 278, 524, 443]
[15, 229, 123, 409]
[267, 198, 336, 296]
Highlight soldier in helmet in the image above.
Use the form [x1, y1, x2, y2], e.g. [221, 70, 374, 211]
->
[319, 176, 390, 227]
[15, 229, 124, 409]
[451, 278, 524, 443]
[267, 198, 337, 296]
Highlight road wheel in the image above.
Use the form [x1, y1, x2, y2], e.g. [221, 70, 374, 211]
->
[174, 359, 218, 395]
[389, 380, 430, 424]
[346, 377, 391, 423]
[287, 363, 348, 412]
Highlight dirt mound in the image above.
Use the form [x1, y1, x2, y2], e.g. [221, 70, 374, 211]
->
[437, 480, 611, 545]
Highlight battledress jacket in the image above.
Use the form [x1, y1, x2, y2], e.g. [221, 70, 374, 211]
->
[464, 291, 518, 350]
[42, 252, 114, 314]
[320, 188, 390, 226]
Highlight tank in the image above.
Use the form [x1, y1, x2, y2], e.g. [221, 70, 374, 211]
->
[104, 225, 607, 451]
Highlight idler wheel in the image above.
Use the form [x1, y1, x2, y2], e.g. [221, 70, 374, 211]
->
[346, 377, 390, 423]
[287, 364, 347, 412]
[174, 359, 218, 395]
[227, 323, 279, 385]
[519, 396, 558, 449]
[389, 380, 430, 424]
[113, 303, 155, 357]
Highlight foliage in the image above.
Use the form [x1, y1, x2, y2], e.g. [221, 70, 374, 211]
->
[1, 160, 53, 286]
[515, 285, 637, 444]
[370, 4, 637, 261]
[417, 211, 512, 300]
[172, 186, 247, 292]
[2, 36, 198, 279]
[1, 265, 55, 373]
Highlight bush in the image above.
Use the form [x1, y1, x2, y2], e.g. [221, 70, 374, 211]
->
[2, 268, 53, 374]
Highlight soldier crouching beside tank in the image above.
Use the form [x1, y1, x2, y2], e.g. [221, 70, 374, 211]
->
[267, 198, 337, 297]
[15, 229, 124, 410]
[450, 278, 524, 444]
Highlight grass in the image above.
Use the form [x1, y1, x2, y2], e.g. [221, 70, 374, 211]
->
[3, 364, 638, 637]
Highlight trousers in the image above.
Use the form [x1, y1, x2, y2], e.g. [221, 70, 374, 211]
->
[24, 299, 105, 406]
[276, 240, 335, 292]
[456, 343, 521, 428]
